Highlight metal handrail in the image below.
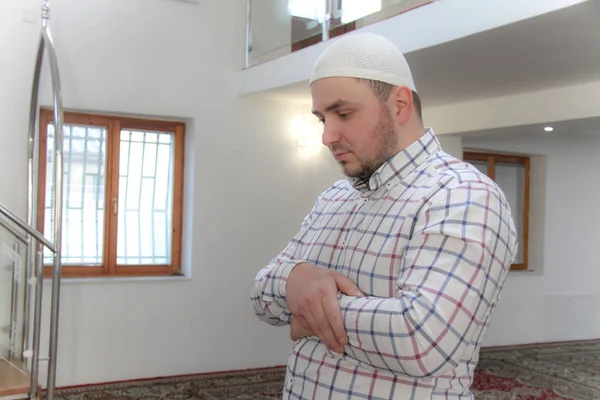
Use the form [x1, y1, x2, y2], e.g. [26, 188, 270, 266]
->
[22, 10, 45, 377]
[0, 216, 31, 247]
[32, 0, 64, 400]
[9, 243, 21, 362]
[40, 2, 65, 397]
[0, 205, 56, 253]
[1, 0, 67, 399]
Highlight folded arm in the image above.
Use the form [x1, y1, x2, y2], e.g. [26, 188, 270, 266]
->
[340, 183, 517, 377]
[251, 199, 320, 326]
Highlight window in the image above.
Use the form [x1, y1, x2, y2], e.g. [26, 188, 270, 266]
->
[38, 110, 185, 278]
[463, 151, 530, 270]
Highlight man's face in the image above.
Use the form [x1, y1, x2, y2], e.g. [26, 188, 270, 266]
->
[311, 77, 398, 179]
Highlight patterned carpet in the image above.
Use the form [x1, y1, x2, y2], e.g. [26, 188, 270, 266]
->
[51, 340, 600, 400]
[472, 339, 600, 400]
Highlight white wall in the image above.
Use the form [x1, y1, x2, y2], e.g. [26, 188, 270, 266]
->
[0, 0, 341, 387]
[463, 133, 600, 346]
[437, 135, 463, 160]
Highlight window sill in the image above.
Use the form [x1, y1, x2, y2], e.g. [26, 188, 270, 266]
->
[508, 267, 543, 277]
[42, 274, 192, 285]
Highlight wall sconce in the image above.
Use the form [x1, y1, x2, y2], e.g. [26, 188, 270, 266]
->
[297, 133, 322, 151]
[291, 115, 323, 153]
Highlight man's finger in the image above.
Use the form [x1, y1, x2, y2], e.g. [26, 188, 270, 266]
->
[333, 273, 364, 297]
[322, 293, 347, 349]
[302, 310, 333, 349]
[309, 301, 343, 353]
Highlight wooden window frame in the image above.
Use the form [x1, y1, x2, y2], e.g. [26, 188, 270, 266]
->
[463, 151, 530, 271]
[38, 109, 185, 278]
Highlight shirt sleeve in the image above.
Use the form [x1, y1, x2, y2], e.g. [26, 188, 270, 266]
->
[251, 197, 321, 327]
[339, 182, 518, 377]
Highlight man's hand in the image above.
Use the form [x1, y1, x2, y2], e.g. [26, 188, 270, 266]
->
[290, 316, 314, 341]
[286, 263, 364, 353]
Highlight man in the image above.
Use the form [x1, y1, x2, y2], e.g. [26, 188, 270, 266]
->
[251, 33, 518, 399]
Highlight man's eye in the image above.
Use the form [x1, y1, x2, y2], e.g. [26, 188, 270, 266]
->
[338, 112, 351, 119]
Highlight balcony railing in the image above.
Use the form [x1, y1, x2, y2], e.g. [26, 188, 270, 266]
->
[245, 0, 436, 68]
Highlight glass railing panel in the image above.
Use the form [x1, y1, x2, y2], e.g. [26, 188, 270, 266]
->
[329, 0, 435, 35]
[0, 221, 30, 380]
[329, 0, 383, 29]
[247, 0, 326, 66]
[245, 0, 436, 67]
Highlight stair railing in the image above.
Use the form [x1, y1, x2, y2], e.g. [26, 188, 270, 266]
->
[2, 0, 65, 399]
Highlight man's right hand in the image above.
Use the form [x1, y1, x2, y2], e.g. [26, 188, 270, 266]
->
[286, 263, 364, 353]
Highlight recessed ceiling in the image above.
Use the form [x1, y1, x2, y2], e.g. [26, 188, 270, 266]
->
[408, 0, 600, 106]
[455, 115, 600, 139]
[257, 0, 600, 108]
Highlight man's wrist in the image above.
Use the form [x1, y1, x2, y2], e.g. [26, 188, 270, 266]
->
[285, 262, 313, 291]
[282, 261, 315, 298]
[273, 261, 303, 300]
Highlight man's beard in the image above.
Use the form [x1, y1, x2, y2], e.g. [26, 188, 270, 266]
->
[345, 107, 397, 180]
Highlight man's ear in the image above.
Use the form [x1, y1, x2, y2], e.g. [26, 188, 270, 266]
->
[392, 86, 413, 125]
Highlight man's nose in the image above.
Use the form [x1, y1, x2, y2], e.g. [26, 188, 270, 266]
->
[322, 121, 341, 147]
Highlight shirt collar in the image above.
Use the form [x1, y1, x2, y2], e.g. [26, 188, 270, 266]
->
[350, 128, 441, 193]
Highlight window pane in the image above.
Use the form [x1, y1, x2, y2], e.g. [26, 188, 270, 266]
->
[470, 161, 488, 176]
[117, 130, 174, 265]
[44, 124, 107, 265]
[495, 162, 526, 264]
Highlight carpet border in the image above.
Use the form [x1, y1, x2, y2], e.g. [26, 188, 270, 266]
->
[482, 337, 600, 350]
[50, 365, 287, 392]
[49, 338, 600, 392]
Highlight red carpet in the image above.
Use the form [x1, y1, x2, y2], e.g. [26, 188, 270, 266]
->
[472, 371, 570, 399]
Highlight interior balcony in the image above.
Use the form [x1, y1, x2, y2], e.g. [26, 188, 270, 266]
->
[238, 0, 593, 105]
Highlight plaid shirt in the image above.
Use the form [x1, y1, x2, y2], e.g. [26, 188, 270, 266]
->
[252, 129, 518, 399]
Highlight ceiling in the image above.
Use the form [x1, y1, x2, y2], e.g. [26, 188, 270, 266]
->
[259, 0, 600, 107]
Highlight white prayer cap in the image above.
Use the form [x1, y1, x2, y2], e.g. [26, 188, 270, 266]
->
[309, 32, 417, 92]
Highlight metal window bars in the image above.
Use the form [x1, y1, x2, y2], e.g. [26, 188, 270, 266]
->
[1, 0, 64, 399]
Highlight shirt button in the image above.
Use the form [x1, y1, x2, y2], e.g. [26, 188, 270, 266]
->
[286, 378, 294, 389]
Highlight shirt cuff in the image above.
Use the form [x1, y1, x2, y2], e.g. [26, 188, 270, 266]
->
[274, 260, 303, 301]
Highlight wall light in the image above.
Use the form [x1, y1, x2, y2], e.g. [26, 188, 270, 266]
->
[297, 134, 322, 150]
[290, 115, 323, 154]
[544, 126, 554, 132]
